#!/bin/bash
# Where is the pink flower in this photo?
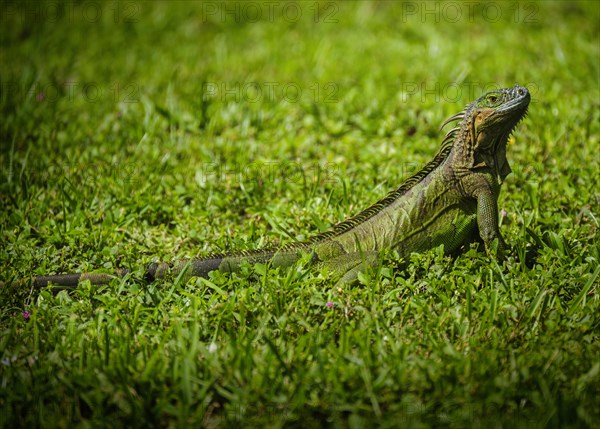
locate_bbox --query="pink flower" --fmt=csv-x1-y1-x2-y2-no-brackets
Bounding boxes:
326,301,334,308
22,311,30,320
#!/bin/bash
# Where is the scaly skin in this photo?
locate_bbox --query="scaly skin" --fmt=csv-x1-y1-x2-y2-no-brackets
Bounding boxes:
3,85,530,288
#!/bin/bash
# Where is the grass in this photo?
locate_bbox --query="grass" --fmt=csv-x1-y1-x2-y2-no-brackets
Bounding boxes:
1,1,599,427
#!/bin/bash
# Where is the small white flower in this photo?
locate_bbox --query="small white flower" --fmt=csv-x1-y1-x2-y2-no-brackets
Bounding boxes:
208,342,218,353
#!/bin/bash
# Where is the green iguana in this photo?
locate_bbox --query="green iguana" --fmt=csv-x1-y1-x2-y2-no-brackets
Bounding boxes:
3,85,530,288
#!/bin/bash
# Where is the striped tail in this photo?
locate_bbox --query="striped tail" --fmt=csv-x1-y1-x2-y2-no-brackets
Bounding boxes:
1,249,305,289
1,269,130,289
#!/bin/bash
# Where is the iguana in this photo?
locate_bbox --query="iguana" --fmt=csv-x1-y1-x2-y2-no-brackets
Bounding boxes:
2,85,530,289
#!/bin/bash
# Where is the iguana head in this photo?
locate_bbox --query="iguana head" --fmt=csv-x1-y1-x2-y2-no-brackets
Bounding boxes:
443,85,530,182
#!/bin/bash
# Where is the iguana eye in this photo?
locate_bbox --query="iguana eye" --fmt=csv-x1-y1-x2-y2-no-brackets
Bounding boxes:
487,95,498,104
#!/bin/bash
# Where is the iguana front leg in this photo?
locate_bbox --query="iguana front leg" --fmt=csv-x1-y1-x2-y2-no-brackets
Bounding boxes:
475,188,507,260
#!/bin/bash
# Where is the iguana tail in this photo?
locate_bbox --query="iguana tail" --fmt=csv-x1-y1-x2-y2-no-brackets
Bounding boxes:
0,270,130,289
1,248,306,289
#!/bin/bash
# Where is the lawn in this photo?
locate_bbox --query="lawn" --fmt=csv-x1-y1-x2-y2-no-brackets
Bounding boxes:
0,1,598,427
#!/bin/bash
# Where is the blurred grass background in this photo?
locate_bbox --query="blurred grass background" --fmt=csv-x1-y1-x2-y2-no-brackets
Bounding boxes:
1,1,598,427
